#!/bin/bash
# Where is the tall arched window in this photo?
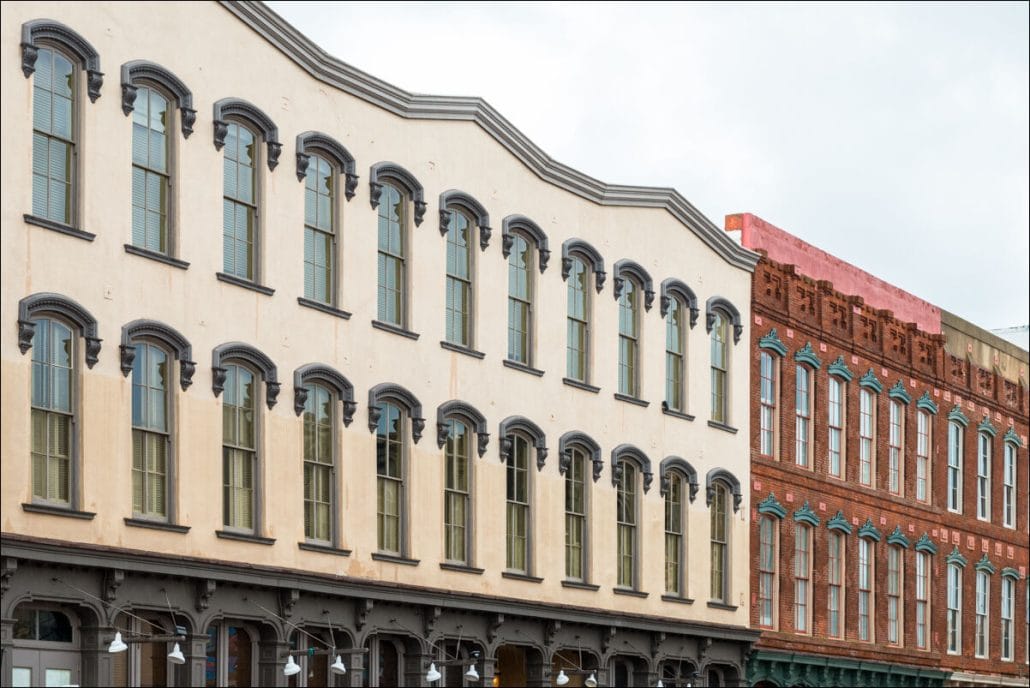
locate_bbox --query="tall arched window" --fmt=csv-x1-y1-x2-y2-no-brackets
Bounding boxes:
827,376,845,477
859,388,876,486
915,551,930,649
975,567,990,657
757,330,787,458
131,342,169,519
710,313,729,423
916,410,931,502
827,530,845,638
947,561,962,653
616,460,638,589
443,418,471,564
377,183,406,327
795,365,812,468
31,317,75,506
31,47,76,226
710,482,729,602
507,234,533,365
375,402,406,555
888,400,905,495
213,342,278,539
757,516,777,628
20,293,101,514
887,545,904,645
1001,573,1015,660
794,525,811,633
977,424,993,521
506,432,530,573
303,154,335,304
665,474,685,596
565,445,587,581
303,382,334,543
1002,435,1017,528
858,537,875,641
618,279,640,397
566,256,589,382
444,209,473,347
947,409,967,512
665,296,686,412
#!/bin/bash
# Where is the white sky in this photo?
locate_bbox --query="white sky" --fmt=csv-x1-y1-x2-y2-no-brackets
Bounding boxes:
267,1,1029,340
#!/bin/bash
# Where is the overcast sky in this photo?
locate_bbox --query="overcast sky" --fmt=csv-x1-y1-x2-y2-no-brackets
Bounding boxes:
267,1,1029,342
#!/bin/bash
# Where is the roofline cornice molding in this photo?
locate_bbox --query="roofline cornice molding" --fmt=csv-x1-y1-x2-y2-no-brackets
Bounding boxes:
219,1,760,272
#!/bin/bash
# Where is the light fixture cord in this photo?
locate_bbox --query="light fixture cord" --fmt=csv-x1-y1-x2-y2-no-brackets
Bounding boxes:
52,577,170,636
251,602,334,652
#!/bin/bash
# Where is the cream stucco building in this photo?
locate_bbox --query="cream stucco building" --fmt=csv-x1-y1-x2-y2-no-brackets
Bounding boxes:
0,2,759,686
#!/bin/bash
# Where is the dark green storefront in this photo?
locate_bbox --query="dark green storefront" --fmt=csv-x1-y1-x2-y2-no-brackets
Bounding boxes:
747,650,949,688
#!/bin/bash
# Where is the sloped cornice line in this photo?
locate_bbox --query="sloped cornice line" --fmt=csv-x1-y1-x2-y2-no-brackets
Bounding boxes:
219,1,760,272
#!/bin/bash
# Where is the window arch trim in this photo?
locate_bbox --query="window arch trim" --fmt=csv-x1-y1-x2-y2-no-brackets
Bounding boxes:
559,431,603,481
948,404,969,426
120,60,195,137
369,161,426,226
914,532,937,554
793,501,820,527
21,19,102,102
757,328,787,356
293,363,357,426
705,468,742,512
212,97,282,170
612,260,655,311
660,278,698,325
857,518,882,542
498,415,547,470
888,379,912,404
610,444,653,493
705,296,742,343
946,546,968,568
757,493,787,519
826,510,853,534
119,319,195,390
793,342,822,369
439,190,491,250
887,525,910,549
827,355,854,381
211,342,280,408
916,391,939,414
659,456,699,501
501,215,550,273
977,415,997,437
18,292,101,368
436,399,489,457
859,368,884,394
295,131,358,199
368,382,425,442
561,238,606,293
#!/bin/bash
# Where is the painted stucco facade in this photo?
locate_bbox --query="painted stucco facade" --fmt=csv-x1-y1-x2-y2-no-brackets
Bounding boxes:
0,2,759,686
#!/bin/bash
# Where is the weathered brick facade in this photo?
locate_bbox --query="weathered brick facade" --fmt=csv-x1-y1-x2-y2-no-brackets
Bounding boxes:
732,214,1030,687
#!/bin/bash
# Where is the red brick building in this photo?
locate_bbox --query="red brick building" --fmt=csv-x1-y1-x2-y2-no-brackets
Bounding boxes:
729,213,1029,688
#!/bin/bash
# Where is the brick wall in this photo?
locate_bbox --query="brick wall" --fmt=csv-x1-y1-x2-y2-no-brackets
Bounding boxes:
746,254,1029,680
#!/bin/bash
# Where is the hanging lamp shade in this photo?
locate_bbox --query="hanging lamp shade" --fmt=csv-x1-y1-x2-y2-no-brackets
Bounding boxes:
108,632,128,653
283,655,301,676
556,669,570,686
585,672,598,688
426,662,442,683
330,655,347,675
167,643,186,665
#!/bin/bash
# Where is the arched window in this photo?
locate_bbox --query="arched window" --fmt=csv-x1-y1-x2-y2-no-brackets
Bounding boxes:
826,358,851,479
371,162,425,333
499,415,546,576
794,524,812,634
975,566,990,657
559,431,600,584
369,383,423,560
214,98,280,290
440,190,490,351
661,456,696,598
19,293,100,515
888,399,907,496
1001,572,1015,660
757,516,777,628
502,216,548,371
302,382,334,543
615,459,639,589
437,400,487,567
706,296,741,425
827,530,845,638
915,551,930,649
1002,432,1019,528
22,20,102,234
858,535,876,642
916,410,932,502
213,342,278,540
121,61,193,260
887,545,904,645
757,329,786,458
947,407,968,513
664,295,686,413
710,482,729,602
613,260,653,401
562,239,604,386
947,558,963,653
859,370,882,487
977,420,995,521
792,344,820,470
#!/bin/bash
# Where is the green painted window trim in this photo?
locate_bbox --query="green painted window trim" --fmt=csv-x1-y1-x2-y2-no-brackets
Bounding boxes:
757,492,786,519
1003,426,1022,447
948,405,969,427
916,391,938,414
858,368,883,394
945,546,967,568
793,341,822,369
757,328,787,357
826,355,853,381
825,510,852,534
886,525,910,549
857,518,881,542
914,532,937,555
1001,566,1023,580
974,554,996,575
978,416,997,437
793,501,820,526
888,379,911,404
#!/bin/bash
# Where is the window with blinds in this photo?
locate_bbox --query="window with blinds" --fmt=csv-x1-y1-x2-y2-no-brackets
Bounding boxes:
30,318,74,504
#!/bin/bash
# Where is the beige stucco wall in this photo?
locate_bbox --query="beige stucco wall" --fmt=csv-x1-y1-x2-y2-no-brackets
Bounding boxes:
0,2,752,627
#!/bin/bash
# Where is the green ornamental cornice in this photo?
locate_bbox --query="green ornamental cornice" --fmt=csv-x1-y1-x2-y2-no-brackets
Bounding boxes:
888,379,911,404
793,341,822,369
757,493,787,519
946,546,968,568
827,355,854,381
826,510,852,534
975,554,996,575
948,405,969,427
758,328,787,357
886,526,910,549
916,391,939,415
857,518,881,542
978,416,997,437
859,368,883,394
914,532,937,555
793,501,820,527
1001,567,1023,580
1004,427,1023,447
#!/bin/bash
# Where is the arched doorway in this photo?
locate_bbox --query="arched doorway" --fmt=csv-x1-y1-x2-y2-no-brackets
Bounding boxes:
10,605,81,687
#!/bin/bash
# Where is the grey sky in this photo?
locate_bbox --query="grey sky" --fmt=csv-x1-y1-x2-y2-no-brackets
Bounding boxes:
267,1,1029,339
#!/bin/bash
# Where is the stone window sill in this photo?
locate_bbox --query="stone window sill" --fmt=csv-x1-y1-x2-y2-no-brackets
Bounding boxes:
371,552,420,566
22,503,95,519
502,571,543,583
661,594,695,605
124,244,190,269
563,378,600,393
371,320,420,340
215,530,275,545
707,600,738,611
613,587,649,598
298,297,351,319
561,580,601,591
662,404,694,421
124,517,190,533
707,420,738,434
216,272,275,295
24,214,95,241
440,562,485,575
503,359,544,377
440,341,485,359
298,542,352,556
614,393,649,408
